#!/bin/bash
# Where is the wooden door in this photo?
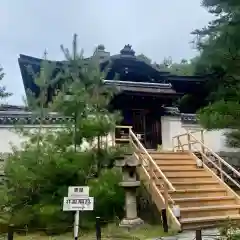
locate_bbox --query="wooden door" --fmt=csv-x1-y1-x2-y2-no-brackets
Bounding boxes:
131,110,145,134
121,109,145,137
145,112,161,149
121,109,161,149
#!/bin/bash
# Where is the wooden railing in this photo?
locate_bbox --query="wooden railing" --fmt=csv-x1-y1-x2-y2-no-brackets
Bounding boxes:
173,130,240,190
98,125,132,149
114,126,176,201
129,129,175,199
172,129,205,152
114,126,181,230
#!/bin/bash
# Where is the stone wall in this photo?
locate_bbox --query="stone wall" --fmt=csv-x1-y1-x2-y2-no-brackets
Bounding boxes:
216,152,240,191
218,152,240,168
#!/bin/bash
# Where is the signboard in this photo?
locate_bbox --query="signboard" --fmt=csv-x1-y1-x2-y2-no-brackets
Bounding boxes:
68,186,89,197
63,185,93,238
63,196,94,211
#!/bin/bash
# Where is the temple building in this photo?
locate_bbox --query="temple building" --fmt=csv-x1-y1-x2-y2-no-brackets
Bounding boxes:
0,45,239,230
0,45,232,152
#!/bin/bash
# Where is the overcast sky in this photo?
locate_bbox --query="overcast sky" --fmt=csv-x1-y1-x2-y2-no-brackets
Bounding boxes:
1,0,212,105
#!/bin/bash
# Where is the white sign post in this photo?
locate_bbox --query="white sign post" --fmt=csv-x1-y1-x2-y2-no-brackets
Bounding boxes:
63,186,94,240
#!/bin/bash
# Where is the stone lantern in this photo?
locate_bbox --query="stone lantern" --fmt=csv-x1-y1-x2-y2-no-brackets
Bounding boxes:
115,153,144,228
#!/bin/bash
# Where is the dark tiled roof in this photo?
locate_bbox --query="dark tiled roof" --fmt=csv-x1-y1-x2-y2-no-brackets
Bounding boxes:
163,106,180,115
0,108,72,125
0,104,198,126
181,113,198,124
18,45,207,101
0,104,28,111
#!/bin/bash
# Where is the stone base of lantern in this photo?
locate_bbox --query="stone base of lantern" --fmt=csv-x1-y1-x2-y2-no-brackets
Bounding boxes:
119,217,144,228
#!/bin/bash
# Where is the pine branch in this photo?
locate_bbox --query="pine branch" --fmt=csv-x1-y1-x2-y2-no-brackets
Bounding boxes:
0,66,12,100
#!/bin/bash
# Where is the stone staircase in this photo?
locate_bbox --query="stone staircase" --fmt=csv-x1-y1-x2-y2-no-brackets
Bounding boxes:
121,126,240,231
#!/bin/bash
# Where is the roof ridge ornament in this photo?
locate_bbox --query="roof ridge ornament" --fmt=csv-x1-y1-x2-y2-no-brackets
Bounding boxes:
97,44,105,51
120,44,135,56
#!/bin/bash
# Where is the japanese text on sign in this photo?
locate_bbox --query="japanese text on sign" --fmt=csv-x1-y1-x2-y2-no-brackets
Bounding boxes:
63,196,94,211
68,186,89,197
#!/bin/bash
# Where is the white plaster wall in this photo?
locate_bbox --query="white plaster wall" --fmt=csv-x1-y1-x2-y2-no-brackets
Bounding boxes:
161,116,236,152
0,126,59,153
0,119,236,154
0,127,27,153
0,126,114,153
161,116,182,150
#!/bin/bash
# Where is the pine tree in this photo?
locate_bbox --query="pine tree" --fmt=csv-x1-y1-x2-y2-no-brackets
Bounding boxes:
53,34,122,170
192,0,240,147
0,66,11,100
17,52,61,147
1,35,124,230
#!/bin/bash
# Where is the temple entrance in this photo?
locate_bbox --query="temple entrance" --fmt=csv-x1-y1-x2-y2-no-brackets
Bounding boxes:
122,109,162,149
144,111,161,149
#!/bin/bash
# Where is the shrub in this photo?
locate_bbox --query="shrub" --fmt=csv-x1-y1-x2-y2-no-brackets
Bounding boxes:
0,134,124,233
220,219,240,240
89,168,124,221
